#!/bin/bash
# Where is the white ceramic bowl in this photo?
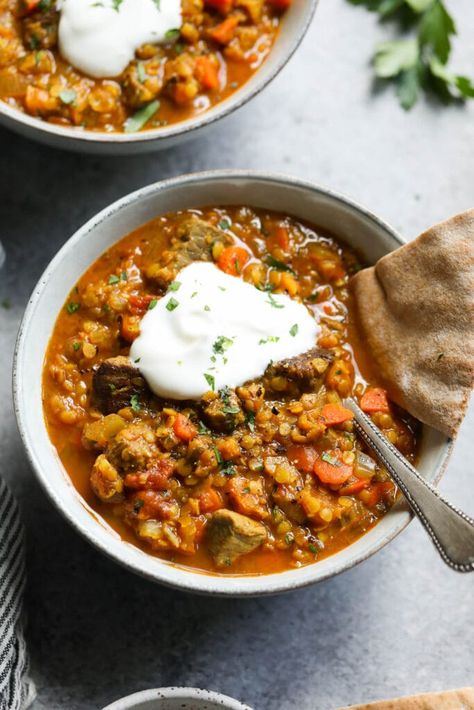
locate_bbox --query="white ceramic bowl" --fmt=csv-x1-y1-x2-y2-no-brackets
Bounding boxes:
102,687,253,710
0,1,317,155
14,171,452,595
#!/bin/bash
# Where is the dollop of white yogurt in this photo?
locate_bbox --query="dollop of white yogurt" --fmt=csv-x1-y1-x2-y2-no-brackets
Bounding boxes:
58,0,182,79
130,262,320,400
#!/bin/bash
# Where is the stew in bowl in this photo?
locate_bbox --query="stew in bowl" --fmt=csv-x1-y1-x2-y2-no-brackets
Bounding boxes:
15,173,450,594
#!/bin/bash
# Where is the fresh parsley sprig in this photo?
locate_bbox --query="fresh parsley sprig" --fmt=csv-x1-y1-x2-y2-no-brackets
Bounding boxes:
347,0,474,109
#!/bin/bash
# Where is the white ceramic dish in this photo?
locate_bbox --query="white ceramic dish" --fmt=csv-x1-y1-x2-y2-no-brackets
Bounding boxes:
14,171,452,596
102,687,253,710
0,1,317,155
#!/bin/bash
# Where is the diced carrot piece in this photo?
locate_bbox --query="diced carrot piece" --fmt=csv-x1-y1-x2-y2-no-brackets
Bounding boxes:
25,86,58,114
173,413,198,442
287,445,318,473
313,451,353,486
267,0,292,9
320,403,354,427
198,487,224,513
205,0,233,14
339,478,369,496
216,245,250,275
360,387,390,413
121,314,141,343
195,56,220,91
275,226,290,251
208,16,240,44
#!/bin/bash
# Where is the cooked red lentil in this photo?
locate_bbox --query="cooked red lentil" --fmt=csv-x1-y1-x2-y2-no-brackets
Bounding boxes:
0,0,288,132
43,207,420,575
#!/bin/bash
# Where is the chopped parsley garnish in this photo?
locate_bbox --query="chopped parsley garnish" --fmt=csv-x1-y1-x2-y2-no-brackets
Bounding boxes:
213,335,234,355
212,444,223,465
265,255,295,274
120,271,128,281
130,394,141,412
191,291,198,298
259,336,280,345
124,100,160,133
219,219,230,230
165,28,180,40
198,420,211,435
289,323,298,337
321,451,341,467
284,532,295,545
204,305,211,312
204,373,215,391
148,298,159,310
72,341,81,351
309,544,318,554
167,281,181,292
108,274,120,284
221,460,236,476
66,302,80,314
166,297,179,311
266,293,284,309
219,386,240,414
137,61,146,84
134,357,141,363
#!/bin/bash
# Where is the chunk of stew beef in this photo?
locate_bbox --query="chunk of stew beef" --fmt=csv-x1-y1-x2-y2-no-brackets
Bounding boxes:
93,356,148,414
206,509,267,567
145,216,233,289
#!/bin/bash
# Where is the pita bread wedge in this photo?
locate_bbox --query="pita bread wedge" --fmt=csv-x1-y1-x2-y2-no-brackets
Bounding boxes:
351,209,474,438
339,686,474,710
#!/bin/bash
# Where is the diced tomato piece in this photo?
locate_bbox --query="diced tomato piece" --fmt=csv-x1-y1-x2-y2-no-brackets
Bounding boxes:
287,445,318,473
208,16,240,44
320,403,354,427
19,0,42,15
133,490,177,519
195,56,220,91
275,226,290,251
360,387,390,413
339,478,369,496
198,487,224,513
205,0,233,14
216,245,250,275
313,451,353,486
120,314,141,343
173,413,197,442
124,460,174,491
128,293,156,315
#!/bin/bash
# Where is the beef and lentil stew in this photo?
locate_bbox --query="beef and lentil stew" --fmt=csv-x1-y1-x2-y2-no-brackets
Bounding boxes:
43,207,420,575
0,0,289,132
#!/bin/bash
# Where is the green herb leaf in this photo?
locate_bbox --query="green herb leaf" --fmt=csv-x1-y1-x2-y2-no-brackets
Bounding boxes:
289,323,298,337
108,274,120,284
221,460,236,476
149,298,159,310
204,373,215,391
66,302,80,314
73,341,81,351
198,420,211,435
167,280,181,292
321,451,341,467
219,219,230,230
124,100,160,133
213,335,234,355
130,394,141,412
265,255,295,274
165,28,180,40
266,293,284,309
374,39,419,78
396,63,421,109
212,444,223,464
418,0,454,64
166,297,179,311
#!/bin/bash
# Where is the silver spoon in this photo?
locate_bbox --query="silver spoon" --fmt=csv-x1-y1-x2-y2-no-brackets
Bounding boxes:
344,397,474,572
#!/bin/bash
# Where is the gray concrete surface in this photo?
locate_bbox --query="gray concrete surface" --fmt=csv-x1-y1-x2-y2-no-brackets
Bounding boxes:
1,0,473,708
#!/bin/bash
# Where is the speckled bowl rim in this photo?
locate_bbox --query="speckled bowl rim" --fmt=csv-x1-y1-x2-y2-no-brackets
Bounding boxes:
0,0,318,148
102,687,253,710
13,170,453,596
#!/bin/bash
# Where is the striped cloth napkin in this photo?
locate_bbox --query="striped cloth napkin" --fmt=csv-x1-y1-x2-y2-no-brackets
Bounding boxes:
0,478,35,710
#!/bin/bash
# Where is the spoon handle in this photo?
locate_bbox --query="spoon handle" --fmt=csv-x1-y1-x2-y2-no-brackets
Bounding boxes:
344,398,474,572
